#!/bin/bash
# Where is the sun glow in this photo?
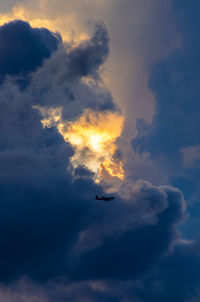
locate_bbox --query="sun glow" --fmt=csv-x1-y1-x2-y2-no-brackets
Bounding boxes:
35,106,125,182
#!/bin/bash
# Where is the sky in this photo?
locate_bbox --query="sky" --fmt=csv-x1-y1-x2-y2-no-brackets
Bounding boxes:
0,0,199,301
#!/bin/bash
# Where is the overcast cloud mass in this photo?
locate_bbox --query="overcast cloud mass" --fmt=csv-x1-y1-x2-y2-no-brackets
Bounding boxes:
0,1,199,301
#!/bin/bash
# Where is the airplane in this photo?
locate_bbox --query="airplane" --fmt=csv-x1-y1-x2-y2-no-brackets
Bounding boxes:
95,194,115,202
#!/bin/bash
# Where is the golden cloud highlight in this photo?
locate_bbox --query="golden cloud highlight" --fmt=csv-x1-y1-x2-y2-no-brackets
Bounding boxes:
34,106,125,183
0,3,89,44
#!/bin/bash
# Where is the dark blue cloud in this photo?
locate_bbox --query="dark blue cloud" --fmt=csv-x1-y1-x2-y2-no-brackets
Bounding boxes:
0,178,100,282
0,16,193,302
66,22,109,78
132,242,200,302
69,185,186,281
132,0,200,229
130,2,200,301
0,181,186,284
132,0,200,171
0,81,186,284
0,20,61,81
0,20,113,283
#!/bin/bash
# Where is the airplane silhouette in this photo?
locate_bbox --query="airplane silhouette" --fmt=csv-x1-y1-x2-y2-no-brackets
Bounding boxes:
95,194,115,202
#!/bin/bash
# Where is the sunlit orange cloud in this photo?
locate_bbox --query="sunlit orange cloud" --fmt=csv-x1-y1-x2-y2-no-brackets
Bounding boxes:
0,3,89,44
34,106,125,183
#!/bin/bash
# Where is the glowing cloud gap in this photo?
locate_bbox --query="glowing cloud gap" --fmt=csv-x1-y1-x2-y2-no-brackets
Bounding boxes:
34,106,125,182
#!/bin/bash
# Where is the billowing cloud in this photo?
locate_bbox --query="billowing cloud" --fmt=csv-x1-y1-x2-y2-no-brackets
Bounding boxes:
0,20,61,83
131,0,200,242
0,0,199,300
0,14,188,292
132,0,200,173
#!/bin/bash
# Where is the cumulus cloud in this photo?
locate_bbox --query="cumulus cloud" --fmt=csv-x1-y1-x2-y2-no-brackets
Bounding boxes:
131,0,200,244
132,0,200,174
66,22,109,78
125,2,200,300
0,20,61,84
0,15,191,302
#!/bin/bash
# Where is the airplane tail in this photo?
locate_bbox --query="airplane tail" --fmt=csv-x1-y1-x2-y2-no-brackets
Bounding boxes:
95,194,101,200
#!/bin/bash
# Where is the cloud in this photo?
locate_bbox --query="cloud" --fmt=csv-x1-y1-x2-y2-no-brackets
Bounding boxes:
0,173,187,283
0,0,182,189
0,20,61,83
34,105,124,183
0,0,179,127
66,22,109,78
181,145,200,168
131,0,200,247
124,3,200,300
70,183,186,281
0,15,192,302
132,242,200,302
132,0,200,174
0,55,187,283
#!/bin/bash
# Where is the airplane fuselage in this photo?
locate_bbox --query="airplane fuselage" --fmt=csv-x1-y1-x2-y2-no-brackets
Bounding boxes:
95,195,115,202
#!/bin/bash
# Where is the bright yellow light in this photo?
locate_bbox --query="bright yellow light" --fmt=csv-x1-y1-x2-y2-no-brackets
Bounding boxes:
90,134,103,151
35,106,125,183
99,160,125,181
